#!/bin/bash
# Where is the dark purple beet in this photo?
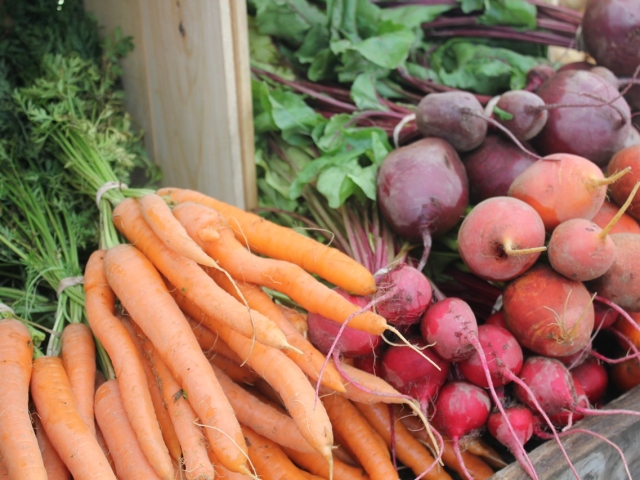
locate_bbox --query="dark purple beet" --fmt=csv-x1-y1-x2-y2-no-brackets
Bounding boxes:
415,91,488,152
533,70,631,166
462,135,537,203
495,90,548,141
524,64,556,93
377,137,469,268
582,0,640,77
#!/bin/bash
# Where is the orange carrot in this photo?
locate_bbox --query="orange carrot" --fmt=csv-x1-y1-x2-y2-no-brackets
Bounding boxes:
172,201,386,334
355,402,452,480
460,438,507,470
400,414,495,480
276,303,309,337
158,187,376,296
242,425,310,480
206,268,344,392
132,321,216,480
211,363,316,454
338,363,413,405
321,393,397,480
96,424,116,474
61,322,96,436
95,379,163,479
208,450,252,479
84,250,175,479
30,356,115,479
0,318,47,480
139,192,218,268
283,447,370,480
188,316,245,361
103,243,250,475
170,286,334,466
209,353,260,385
113,197,291,350
34,413,71,480
0,459,8,479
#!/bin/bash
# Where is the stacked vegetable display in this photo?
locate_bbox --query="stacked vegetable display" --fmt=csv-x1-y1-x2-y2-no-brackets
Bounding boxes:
2,0,640,479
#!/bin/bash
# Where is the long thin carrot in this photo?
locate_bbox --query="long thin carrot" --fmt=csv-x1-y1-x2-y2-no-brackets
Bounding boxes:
320,393,398,480
399,413,495,480
0,318,47,480
139,192,218,268
61,322,96,436
188,316,246,361
103,243,251,476
0,459,8,479
158,188,377,296
172,201,386,334
460,437,508,470
242,425,310,480
119,313,183,463
355,402,452,480
206,268,345,392
30,356,116,479
276,303,309,337
112,197,291,350
94,379,163,479
211,363,317,454
209,353,260,385
208,450,252,480
34,413,71,480
96,424,116,474
132,321,216,480
283,447,370,480
84,250,176,479
170,285,334,466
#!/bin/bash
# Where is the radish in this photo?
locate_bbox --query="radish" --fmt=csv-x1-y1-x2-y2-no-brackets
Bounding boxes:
531,70,631,166
380,338,449,413
591,200,640,236
352,354,383,377
487,406,536,478
494,90,548,141
462,135,537,203
571,359,609,406
307,288,382,357
502,264,595,358
457,196,546,282
431,381,492,480
457,325,523,389
415,91,487,152
589,234,640,311
377,137,469,270
374,263,432,327
607,145,640,221
484,311,508,329
593,301,620,331
508,153,630,231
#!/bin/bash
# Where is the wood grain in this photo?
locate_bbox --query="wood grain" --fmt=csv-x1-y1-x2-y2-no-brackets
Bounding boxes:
490,385,640,479
83,0,255,209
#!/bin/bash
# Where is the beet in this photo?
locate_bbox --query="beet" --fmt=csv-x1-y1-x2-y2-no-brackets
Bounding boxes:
377,138,469,269
533,70,631,166
495,90,548,141
582,0,640,77
462,135,537,203
374,263,432,327
607,145,640,221
571,359,609,405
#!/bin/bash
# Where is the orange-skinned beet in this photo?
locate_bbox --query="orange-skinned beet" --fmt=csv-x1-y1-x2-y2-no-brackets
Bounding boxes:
503,265,594,357
607,145,640,221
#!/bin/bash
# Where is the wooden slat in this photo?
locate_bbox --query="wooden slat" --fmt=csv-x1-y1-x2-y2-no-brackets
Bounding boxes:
490,385,640,479
83,0,255,210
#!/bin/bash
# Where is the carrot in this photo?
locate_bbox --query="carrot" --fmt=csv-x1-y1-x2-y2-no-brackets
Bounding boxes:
170,285,334,466
113,197,291,351
209,353,260,385
171,201,386,334
320,392,397,480
34,414,71,480
139,192,218,268
399,411,495,480
276,303,309,337
188,316,245,361
211,363,317,454
282,447,370,480
460,437,508,470
30,356,116,479
157,187,377,296
96,424,117,474
355,402,452,480
208,450,252,480
0,459,8,480
0,318,47,480
61,322,96,436
132,321,216,480
119,314,183,463
242,425,309,480
94,379,163,479
338,362,414,406
206,268,345,392
84,250,176,478
103,243,251,475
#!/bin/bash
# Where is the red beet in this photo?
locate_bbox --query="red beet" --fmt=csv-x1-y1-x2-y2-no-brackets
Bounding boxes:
374,264,432,327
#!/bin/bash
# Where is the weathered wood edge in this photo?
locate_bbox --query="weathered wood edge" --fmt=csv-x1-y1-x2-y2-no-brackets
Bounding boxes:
489,385,640,480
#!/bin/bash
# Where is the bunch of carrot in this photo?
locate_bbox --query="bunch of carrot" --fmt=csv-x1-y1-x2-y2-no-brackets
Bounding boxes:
0,187,501,480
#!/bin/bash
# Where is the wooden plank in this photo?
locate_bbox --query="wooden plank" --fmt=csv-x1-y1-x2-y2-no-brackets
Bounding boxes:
83,0,255,210
490,385,640,479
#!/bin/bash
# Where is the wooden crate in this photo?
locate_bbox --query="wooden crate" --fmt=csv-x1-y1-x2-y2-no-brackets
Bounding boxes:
83,0,256,210
489,385,640,479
